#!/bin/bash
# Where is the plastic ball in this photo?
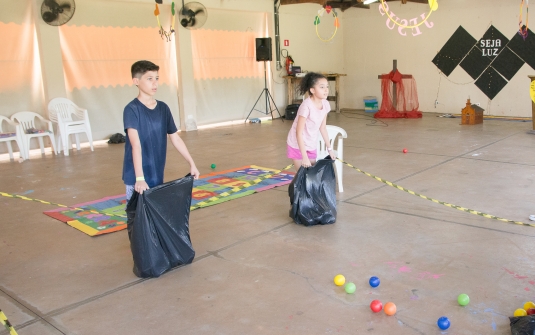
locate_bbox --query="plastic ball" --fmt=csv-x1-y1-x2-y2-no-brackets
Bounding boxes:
345,282,356,294
524,301,535,311
333,274,345,286
527,308,535,315
369,276,380,288
437,316,450,330
514,308,528,317
457,293,470,306
402,148,408,153
370,300,382,313
384,302,396,316
210,164,216,169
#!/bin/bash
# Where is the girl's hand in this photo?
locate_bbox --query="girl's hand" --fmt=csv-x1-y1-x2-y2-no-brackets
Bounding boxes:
328,149,336,160
302,157,312,168
135,180,149,194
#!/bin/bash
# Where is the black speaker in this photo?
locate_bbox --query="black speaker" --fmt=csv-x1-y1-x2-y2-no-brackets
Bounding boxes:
284,104,300,120
256,37,272,62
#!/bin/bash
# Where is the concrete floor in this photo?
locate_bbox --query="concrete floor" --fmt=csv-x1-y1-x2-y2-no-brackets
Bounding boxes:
2,112,535,334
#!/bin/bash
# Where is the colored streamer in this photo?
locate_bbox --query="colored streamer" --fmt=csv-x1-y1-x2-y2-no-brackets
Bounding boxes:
519,0,529,39
153,1,176,42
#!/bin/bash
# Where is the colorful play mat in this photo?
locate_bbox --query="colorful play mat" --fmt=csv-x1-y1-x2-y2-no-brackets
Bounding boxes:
44,165,294,236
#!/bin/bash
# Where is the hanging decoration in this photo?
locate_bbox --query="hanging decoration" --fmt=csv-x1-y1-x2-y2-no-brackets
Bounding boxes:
314,5,339,42
154,1,176,41
379,0,437,36
519,0,529,40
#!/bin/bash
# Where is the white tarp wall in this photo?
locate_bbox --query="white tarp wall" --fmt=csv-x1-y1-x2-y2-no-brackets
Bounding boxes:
59,0,180,139
0,0,44,117
191,9,269,125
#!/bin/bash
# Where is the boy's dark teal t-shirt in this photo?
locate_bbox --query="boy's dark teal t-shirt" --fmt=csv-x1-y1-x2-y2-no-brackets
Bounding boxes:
122,99,178,187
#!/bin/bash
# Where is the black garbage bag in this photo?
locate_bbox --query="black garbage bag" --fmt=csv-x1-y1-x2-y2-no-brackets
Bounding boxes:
125,175,195,278
289,157,337,226
510,315,535,334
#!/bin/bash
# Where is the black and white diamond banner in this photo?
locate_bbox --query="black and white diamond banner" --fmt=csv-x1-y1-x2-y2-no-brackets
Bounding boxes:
432,25,535,100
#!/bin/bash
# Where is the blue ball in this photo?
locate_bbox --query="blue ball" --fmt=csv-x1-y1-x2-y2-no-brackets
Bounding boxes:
369,276,380,288
437,316,450,330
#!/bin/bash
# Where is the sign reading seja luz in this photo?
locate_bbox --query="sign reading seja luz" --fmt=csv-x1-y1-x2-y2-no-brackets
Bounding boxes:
480,39,503,56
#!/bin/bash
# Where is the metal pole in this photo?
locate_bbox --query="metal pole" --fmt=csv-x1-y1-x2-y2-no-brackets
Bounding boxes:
274,0,282,71
264,61,269,116
393,59,397,108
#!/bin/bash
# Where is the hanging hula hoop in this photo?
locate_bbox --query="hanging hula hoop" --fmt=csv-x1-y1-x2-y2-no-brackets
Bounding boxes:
519,0,529,39
315,7,339,42
380,0,437,29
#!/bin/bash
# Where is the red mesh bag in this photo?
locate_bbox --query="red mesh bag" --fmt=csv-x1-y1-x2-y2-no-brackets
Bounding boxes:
374,69,422,119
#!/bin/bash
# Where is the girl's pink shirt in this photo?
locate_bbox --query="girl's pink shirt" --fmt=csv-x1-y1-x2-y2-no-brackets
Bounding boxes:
287,97,330,151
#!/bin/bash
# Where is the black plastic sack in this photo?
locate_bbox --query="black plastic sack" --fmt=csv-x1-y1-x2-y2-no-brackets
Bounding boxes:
125,175,195,278
289,157,337,226
510,315,535,334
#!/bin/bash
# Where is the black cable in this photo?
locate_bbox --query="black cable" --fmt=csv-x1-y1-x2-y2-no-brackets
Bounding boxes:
270,65,286,85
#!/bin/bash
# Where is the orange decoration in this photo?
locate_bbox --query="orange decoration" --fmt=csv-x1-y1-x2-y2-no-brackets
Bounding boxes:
154,4,160,16
334,17,340,27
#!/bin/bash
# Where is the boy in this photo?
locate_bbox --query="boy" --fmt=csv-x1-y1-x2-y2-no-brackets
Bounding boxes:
123,60,199,237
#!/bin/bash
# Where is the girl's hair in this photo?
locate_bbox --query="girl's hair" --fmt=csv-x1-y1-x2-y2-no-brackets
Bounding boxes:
298,72,327,96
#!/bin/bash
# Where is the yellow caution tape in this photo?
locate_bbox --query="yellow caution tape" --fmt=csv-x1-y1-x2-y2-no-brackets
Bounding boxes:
0,192,127,218
0,310,19,335
338,158,535,228
0,164,295,215
190,164,294,210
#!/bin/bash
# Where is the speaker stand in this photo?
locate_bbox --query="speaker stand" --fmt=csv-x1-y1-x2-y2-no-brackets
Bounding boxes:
245,61,283,123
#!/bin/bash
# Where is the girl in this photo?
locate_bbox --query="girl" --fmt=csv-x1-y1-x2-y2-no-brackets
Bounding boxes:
287,72,336,171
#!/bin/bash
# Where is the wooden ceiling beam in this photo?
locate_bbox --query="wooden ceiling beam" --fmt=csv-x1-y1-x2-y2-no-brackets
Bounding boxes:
280,0,428,8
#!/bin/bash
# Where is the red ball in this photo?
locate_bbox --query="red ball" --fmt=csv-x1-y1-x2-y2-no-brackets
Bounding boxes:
403,149,408,153
528,308,535,315
370,300,383,313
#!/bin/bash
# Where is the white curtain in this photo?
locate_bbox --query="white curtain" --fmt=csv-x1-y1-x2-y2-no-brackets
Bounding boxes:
58,0,180,139
191,9,269,125
0,0,43,117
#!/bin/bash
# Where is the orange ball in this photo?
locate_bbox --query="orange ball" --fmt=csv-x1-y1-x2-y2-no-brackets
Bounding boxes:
384,302,396,316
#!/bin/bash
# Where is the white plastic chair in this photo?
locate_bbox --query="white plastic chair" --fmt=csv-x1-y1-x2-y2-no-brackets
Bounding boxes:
0,116,26,160
11,112,57,159
48,98,94,156
317,125,347,192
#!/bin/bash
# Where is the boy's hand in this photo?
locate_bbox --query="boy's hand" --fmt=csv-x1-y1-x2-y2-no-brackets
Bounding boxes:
190,165,200,179
135,180,149,194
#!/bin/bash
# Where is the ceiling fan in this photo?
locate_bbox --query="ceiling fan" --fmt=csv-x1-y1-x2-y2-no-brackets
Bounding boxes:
179,0,208,29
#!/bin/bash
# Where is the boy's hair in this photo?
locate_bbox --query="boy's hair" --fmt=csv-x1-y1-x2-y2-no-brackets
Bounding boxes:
131,60,159,79
298,72,327,96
